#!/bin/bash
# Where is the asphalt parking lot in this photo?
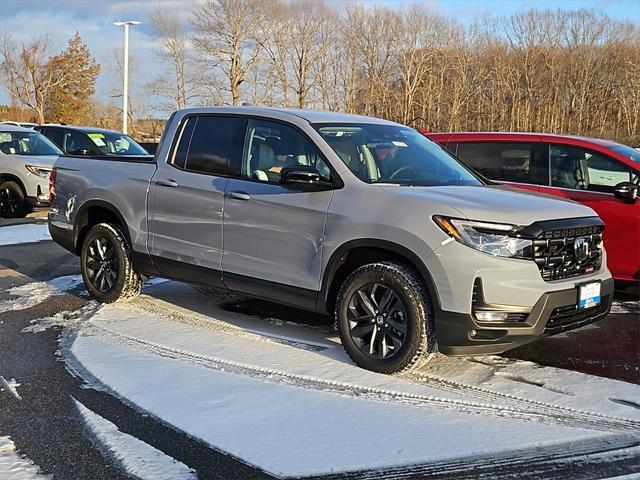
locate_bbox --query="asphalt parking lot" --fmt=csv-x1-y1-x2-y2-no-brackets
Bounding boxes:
0,216,639,479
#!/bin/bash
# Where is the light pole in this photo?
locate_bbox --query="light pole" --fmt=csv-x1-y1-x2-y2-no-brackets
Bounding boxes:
113,20,141,135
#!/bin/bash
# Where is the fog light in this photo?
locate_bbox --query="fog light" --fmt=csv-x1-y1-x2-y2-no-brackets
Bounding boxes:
469,329,477,337
475,311,510,322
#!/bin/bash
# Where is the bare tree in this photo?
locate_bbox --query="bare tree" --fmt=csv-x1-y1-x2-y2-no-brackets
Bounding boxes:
192,0,269,105
150,6,193,111
0,33,66,124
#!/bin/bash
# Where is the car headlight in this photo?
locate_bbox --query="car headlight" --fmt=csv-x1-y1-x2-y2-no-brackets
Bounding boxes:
25,165,52,178
433,215,532,258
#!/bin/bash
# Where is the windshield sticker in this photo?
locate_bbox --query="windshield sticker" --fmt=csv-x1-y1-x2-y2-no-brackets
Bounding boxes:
88,133,106,147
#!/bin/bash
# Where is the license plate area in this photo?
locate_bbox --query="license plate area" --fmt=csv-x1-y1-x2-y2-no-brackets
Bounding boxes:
577,281,601,310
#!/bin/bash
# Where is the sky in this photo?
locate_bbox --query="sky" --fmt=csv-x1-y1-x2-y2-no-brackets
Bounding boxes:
0,0,639,118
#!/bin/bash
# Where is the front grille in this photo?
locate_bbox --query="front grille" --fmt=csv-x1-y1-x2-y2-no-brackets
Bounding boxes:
543,296,610,335
531,224,604,281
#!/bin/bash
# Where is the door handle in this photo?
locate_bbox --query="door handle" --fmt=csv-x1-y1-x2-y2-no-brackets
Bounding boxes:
224,191,251,201
156,179,179,187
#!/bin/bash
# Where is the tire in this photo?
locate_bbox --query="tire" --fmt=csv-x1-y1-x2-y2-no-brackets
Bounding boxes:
335,261,435,374
0,181,27,218
80,223,143,303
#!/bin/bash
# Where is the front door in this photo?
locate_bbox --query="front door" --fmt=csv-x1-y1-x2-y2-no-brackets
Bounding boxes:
148,114,248,285
221,118,335,309
541,144,640,281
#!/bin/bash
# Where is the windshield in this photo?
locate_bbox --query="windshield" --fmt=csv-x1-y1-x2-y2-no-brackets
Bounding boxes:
608,144,640,165
314,123,481,186
86,132,148,155
0,131,61,156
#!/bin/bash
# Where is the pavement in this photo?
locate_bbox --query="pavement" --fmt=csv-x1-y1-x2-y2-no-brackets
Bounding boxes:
0,216,638,479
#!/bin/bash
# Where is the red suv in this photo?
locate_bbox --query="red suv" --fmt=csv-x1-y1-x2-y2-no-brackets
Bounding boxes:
426,132,639,285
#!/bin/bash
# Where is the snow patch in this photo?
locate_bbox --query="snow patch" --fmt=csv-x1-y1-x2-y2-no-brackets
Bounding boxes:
22,302,99,333
0,223,50,246
0,437,50,479
73,399,196,480
0,376,22,400
0,275,83,313
611,300,639,314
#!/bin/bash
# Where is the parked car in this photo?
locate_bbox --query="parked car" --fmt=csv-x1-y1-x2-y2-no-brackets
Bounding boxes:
35,124,149,156
425,133,639,286
48,107,613,373
0,124,61,217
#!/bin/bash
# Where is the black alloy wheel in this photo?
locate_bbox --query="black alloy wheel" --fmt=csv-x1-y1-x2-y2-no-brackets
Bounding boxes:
347,283,407,359
85,236,118,293
335,261,435,374
0,181,26,218
80,223,143,303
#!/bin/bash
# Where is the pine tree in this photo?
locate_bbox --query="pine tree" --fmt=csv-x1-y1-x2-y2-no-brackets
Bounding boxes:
45,33,100,125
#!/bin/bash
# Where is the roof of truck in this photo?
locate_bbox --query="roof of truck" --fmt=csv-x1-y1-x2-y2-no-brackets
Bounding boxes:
179,106,403,126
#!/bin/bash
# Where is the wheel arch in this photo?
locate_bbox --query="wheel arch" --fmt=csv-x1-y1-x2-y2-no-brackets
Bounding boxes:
0,173,27,196
73,200,131,254
318,239,441,315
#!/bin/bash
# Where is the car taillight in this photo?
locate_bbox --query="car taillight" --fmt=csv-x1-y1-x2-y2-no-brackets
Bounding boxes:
49,167,57,203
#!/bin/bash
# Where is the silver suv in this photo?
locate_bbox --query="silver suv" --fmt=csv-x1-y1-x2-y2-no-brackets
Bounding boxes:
48,107,613,373
0,124,60,217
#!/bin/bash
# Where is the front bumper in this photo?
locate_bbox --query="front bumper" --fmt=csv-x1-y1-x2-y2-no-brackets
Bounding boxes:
436,278,614,356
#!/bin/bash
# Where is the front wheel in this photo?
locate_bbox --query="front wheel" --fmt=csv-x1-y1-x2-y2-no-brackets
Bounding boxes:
80,223,143,303
335,261,435,374
0,181,27,218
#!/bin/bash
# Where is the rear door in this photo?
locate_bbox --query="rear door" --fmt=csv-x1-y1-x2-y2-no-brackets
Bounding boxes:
542,144,640,281
147,114,248,286
453,141,547,193
221,118,335,308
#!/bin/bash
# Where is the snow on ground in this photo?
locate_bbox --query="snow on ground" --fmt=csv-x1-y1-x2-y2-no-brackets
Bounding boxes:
55,280,640,478
0,437,50,479
0,376,22,400
0,275,83,314
0,224,50,246
611,300,640,314
73,399,196,480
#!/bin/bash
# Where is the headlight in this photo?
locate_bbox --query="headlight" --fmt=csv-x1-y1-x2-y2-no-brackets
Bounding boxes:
25,165,52,178
433,215,532,258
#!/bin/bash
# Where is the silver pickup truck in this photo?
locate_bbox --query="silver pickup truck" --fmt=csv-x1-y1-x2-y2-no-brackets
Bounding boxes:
48,106,613,373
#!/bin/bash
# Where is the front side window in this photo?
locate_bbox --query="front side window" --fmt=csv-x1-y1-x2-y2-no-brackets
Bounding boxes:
314,123,480,186
64,131,95,155
550,145,637,193
244,119,331,184
181,116,247,176
455,142,547,185
0,131,62,156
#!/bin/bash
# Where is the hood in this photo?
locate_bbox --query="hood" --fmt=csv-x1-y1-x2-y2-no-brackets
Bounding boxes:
380,184,597,226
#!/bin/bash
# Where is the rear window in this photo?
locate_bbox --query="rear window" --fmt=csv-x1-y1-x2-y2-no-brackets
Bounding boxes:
173,115,247,177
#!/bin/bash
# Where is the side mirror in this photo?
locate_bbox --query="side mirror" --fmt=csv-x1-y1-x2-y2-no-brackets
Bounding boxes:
614,182,638,204
280,165,332,191
72,148,90,156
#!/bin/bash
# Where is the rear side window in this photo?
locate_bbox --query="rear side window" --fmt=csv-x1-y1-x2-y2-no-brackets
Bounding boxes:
456,142,547,184
182,116,247,176
42,128,65,150
172,117,196,169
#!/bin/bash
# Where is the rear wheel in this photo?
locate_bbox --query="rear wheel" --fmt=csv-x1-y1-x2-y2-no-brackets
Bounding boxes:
0,181,26,218
335,261,435,373
80,223,142,303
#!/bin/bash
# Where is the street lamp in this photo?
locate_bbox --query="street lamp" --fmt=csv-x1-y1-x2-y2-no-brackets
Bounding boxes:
113,20,141,135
